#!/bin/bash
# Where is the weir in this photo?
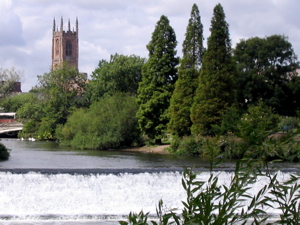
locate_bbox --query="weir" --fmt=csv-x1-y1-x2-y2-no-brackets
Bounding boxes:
0,171,292,224
0,139,298,224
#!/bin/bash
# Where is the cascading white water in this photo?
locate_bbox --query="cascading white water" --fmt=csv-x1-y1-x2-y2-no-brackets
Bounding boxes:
0,172,184,223
0,171,294,224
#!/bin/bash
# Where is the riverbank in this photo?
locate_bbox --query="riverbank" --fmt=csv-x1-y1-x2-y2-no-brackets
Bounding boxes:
121,144,170,154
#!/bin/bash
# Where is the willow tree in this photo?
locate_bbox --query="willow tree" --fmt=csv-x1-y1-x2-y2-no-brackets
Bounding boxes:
136,15,178,144
191,3,236,135
168,3,204,137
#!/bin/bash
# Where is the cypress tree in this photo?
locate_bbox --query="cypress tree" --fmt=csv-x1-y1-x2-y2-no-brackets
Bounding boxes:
191,3,236,135
168,3,204,137
136,15,178,144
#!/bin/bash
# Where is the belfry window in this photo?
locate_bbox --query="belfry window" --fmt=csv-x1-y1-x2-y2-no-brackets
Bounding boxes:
66,40,72,56
55,39,59,56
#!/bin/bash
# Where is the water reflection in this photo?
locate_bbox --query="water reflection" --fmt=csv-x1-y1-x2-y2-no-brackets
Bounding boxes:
1,138,299,173
0,138,209,170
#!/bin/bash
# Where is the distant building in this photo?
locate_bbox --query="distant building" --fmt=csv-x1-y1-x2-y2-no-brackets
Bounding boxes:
12,81,21,93
52,17,79,71
0,81,22,94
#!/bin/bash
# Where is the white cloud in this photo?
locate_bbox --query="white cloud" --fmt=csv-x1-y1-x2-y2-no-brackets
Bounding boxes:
0,0,298,92
0,0,24,46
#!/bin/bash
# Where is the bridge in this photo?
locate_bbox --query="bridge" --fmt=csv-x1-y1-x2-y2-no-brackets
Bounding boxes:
0,113,23,136
0,122,23,136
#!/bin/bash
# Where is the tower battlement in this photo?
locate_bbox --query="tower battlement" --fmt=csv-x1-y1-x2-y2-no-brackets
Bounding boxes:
52,17,78,71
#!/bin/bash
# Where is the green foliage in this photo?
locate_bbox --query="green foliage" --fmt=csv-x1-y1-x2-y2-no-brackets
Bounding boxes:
16,92,44,122
0,142,10,160
266,173,300,224
220,135,247,159
191,3,236,136
18,120,39,139
16,92,45,139
136,15,179,144
35,117,56,140
87,54,146,103
58,93,141,149
18,63,87,139
234,35,299,116
121,153,300,225
180,163,270,224
0,92,33,112
168,4,204,137
168,135,204,156
278,116,299,132
37,63,87,124
237,101,280,145
120,200,179,225
212,105,241,135
283,140,300,162
119,211,151,225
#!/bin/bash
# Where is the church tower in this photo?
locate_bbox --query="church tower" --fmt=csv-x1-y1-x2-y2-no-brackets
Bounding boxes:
52,17,78,71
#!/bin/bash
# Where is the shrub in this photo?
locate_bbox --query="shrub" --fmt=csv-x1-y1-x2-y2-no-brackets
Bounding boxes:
212,105,241,135
0,142,10,160
18,120,39,139
168,136,204,156
237,101,280,145
218,135,247,159
58,93,141,149
278,116,299,132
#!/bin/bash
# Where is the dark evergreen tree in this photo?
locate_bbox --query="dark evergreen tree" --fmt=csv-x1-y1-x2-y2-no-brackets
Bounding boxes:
136,15,179,144
234,35,299,116
191,3,236,135
168,3,204,137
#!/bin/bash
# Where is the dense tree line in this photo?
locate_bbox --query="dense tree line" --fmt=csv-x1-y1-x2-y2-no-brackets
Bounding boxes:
1,3,299,154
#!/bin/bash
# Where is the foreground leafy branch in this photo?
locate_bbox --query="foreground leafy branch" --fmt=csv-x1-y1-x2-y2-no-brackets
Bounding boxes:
120,158,300,225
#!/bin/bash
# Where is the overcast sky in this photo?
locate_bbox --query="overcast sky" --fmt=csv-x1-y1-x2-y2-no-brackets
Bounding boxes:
1,0,299,92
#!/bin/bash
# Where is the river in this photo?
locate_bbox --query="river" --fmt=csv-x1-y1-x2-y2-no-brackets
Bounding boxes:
0,138,299,224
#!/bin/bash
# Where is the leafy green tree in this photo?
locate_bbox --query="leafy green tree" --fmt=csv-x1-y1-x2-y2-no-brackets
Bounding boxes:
212,105,241,135
191,3,236,135
168,3,204,137
87,53,146,103
136,15,179,144
19,63,87,139
237,101,280,145
58,93,140,149
38,63,86,120
234,35,299,115
0,92,32,112
0,67,22,100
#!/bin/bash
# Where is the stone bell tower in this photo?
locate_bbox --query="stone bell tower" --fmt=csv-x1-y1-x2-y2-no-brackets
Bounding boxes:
52,17,78,71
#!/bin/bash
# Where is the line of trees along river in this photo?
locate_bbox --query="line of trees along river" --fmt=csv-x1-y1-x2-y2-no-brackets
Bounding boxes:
1,3,300,224
0,3,299,161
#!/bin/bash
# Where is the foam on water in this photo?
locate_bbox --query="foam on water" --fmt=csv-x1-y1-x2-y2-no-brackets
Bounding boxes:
0,172,184,220
0,171,295,223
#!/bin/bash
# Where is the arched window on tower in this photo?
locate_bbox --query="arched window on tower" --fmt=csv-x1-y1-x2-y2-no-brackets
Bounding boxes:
55,39,59,56
66,40,72,56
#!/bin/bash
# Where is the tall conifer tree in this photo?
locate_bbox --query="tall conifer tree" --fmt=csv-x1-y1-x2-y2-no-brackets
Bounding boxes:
168,4,204,137
136,15,178,144
191,3,236,135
